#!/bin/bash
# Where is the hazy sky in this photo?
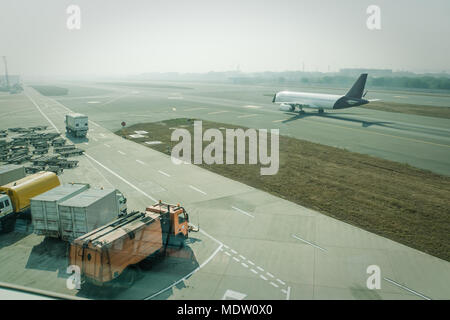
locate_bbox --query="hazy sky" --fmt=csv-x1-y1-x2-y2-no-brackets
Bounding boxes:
1,0,449,76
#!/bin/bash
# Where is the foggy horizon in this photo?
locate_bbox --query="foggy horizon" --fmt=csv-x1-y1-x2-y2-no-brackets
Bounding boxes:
1,0,449,77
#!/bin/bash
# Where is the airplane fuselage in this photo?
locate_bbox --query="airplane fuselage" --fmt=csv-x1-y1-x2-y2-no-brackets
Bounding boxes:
273,91,369,110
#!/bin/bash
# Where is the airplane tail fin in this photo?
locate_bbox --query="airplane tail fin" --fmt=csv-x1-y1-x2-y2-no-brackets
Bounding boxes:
346,73,368,99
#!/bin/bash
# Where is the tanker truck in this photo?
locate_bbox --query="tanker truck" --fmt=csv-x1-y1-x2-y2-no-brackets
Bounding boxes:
0,171,60,232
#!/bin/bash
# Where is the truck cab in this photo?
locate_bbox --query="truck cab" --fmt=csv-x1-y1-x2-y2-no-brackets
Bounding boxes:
146,202,191,241
172,206,189,238
116,191,127,217
0,193,13,219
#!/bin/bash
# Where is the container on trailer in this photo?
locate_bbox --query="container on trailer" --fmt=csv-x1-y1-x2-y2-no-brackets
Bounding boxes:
0,165,26,186
31,183,90,238
58,188,121,241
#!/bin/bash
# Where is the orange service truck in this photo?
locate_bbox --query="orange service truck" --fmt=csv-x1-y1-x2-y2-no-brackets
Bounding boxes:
0,171,60,232
68,201,196,287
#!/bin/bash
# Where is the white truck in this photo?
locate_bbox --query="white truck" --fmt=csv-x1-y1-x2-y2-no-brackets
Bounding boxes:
31,185,127,241
65,113,88,138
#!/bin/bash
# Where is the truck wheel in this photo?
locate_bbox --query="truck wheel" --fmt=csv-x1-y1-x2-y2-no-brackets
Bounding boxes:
177,234,188,249
1,217,16,233
121,267,136,287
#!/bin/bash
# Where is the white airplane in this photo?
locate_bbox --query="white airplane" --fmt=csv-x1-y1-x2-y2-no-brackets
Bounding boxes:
272,73,377,113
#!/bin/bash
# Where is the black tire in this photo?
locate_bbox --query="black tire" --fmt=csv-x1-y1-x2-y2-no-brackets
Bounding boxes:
120,267,137,287
178,233,188,249
1,217,16,233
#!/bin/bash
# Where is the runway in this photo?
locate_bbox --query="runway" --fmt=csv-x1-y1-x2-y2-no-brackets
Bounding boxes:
49,81,450,176
0,85,449,300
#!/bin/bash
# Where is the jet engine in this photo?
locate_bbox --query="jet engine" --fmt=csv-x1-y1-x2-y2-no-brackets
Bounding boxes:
279,103,295,112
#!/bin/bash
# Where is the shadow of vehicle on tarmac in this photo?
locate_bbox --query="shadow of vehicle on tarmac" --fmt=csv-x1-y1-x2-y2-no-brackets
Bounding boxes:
76,244,200,300
349,284,382,300
25,236,69,277
64,133,89,145
0,217,33,249
281,111,394,128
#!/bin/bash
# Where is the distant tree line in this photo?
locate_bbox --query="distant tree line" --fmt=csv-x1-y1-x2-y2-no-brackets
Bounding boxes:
368,76,450,90
284,75,450,90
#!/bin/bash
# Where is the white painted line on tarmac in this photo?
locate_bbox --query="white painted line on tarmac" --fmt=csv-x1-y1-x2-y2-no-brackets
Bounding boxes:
104,144,110,148
225,252,231,257
184,107,207,112
199,244,224,268
198,228,223,246
241,263,248,268
260,275,268,281
208,111,228,115
273,119,285,123
84,142,89,145
383,278,431,300
82,156,115,188
118,150,126,155
92,137,98,142
158,170,171,177
136,160,145,165
286,286,291,300
270,282,279,288
25,93,60,134
223,245,229,249
84,154,157,202
239,255,246,260
230,249,237,254
29,89,228,300
244,105,262,109
231,206,254,218
189,185,207,195
266,272,274,278
247,260,255,266
257,266,264,272
233,257,240,263
292,234,327,252
145,244,223,300
276,279,286,286
250,269,258,275
237,114,257,118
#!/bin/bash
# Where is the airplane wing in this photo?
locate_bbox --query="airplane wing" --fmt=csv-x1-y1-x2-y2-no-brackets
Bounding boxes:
273,93,319,108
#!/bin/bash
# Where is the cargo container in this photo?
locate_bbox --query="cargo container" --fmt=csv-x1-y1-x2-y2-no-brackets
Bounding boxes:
58,188,126,241
65,113,88,138
69,202,194,286
0,164,26,185
31,183,90,238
